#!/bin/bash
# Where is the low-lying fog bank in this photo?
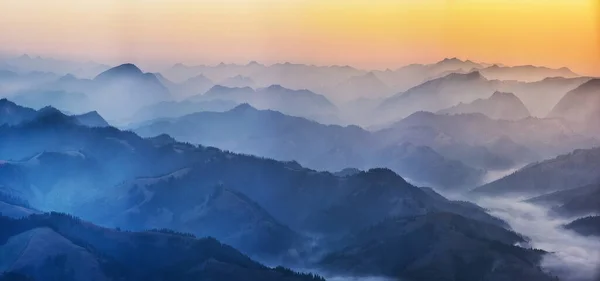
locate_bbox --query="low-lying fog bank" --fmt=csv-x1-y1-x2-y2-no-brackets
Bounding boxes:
475,197,600,281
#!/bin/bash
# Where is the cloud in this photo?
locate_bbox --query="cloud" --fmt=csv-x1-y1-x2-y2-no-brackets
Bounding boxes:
475,197,600,281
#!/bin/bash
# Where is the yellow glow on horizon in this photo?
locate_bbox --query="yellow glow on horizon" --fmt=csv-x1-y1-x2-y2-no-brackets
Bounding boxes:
0,0,598,75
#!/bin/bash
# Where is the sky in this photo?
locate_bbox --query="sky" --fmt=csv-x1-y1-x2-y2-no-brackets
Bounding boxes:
0,0,599,75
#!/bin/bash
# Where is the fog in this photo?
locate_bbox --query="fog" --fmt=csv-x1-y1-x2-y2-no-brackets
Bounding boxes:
475,197,600,281
481,166,522,184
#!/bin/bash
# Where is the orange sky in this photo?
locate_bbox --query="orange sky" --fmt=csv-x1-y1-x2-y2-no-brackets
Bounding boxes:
0,0,599,75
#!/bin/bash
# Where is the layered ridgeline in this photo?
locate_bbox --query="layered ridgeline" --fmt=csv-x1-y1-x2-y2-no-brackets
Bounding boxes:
437,91,530,121
354,69,587,126
319,213,553,281
473,147,600,197
564,216,600,237
548,79,600,136
0,64,170,120
188,85,339,124
154,73,214,99
0,213,325,281
375,71,495,124
527,184,600,218
376,111,596,170
0,54,110,78
134,104,484,190
1,59,588,128
0,102,557,280
0,99,109,127
160,58,576,96
135,104,599,188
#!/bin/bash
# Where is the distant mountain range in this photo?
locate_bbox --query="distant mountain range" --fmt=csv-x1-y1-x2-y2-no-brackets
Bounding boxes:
0,104,522,261
189,85,339,124
134,104,484,189
527,184,600,218
479,64,579,82
155,73,214,99
548,79,600,137
564,216,600,237
437,91,530,120
0,82,577,281
376,111,596,171
0,54,110,78
1,56,592,127
376,71,494,123
473,147,600,197
0,98,109,127
128,99,238,125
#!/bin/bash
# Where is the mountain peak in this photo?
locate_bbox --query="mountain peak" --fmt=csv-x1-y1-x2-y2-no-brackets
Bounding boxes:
438,57,463,64
266,84,286,91
490,91,518,100
73,111,110,127
0,98,17,107
360,168,409,185
95,63,143,80
208,85,235,92
185,74,211,83
172,62,187,68
575,78,600,92
230,103,257,112
362,71,379,79
36,106,63,116
464,70,483,79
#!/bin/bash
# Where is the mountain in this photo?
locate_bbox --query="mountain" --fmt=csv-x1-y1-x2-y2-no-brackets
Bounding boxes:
164,61,268,83
0,193,38,219
245,63,364,96
497,77,590,117
0,102,552,280
94,181,307,259
72,111,110,127
0,99,109,128
0,108,502,233
219,75,257,88
473,147,600,197
323,72,394,102
564,216,600,237
372,58,485,93
437,91,530,120
190,85,339,124
167,74,215,99
10,89,92,114
134,105,484,189
0,149,108,213
375,71,495,123
2,63,169,121
527,184,600,217
91,64,171,119
479,64,579,82
375,111,588,171
127,99,238,125
0,99,37,125
0,213,325,281
0,71,61,97
319,212,554,281
548,79,600,129
1,55,110,78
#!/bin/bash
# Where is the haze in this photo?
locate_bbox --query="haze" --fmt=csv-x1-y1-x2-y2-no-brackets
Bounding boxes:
1,0,599,75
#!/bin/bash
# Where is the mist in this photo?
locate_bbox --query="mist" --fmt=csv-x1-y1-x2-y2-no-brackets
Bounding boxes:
475,197,600,281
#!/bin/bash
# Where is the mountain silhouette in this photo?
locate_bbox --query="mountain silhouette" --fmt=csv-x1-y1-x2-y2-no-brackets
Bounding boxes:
437,91,530,120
